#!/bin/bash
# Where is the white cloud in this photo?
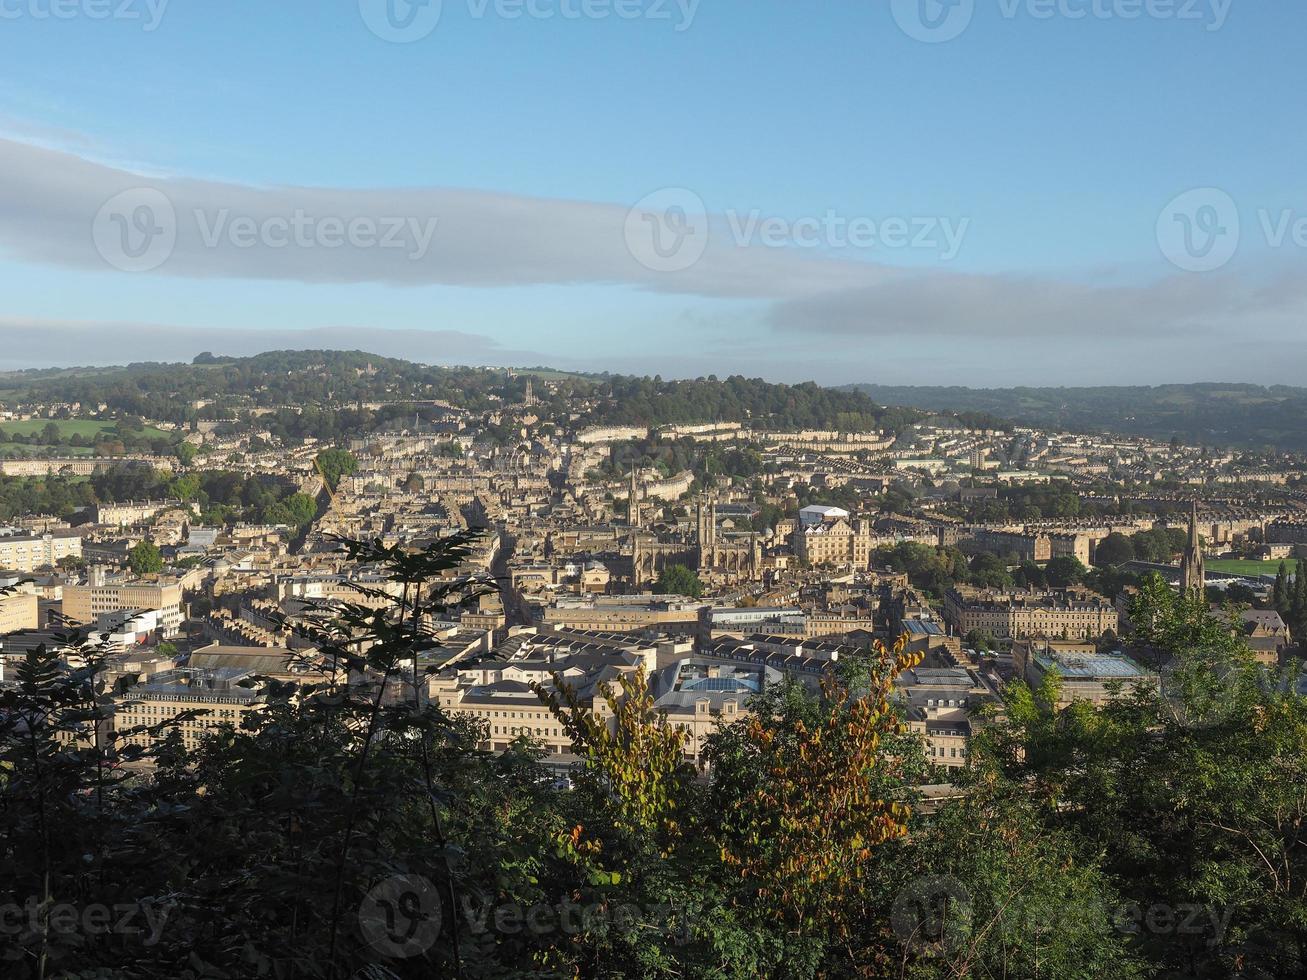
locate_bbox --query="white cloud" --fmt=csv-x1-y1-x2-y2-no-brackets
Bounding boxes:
3,136,1307,384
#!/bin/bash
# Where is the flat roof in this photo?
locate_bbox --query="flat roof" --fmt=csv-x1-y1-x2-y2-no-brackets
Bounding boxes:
1035,653,1150,679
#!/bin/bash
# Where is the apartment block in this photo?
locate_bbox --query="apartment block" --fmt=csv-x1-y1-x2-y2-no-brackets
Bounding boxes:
0,529,82,572
62,573,186,636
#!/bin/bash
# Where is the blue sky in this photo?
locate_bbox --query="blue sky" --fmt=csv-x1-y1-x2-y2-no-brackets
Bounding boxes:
0,0,1304,384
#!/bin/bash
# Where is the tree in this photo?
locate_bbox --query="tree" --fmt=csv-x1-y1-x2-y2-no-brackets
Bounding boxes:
1225,581,1258,605
41,421,62,445
175,441,197,466
1014,560,1047,589
655,563,704,599
874,775,1148,979
706,640,924,965
1045,555,1088,588
1274,561,1290,613
971,577,1307,979
1094,531,1135,566
265,492,318,530
314,448,358,492
127,539,163,575
536,666,689,848
969,553,1014,590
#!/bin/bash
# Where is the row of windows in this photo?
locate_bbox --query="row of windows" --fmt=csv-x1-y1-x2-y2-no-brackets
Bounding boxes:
493,725,562,738
929,745,967,758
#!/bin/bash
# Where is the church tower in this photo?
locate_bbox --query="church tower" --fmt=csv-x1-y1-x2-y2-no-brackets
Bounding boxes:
696,491,717,571
1180,500,1205,595
628,468,642,528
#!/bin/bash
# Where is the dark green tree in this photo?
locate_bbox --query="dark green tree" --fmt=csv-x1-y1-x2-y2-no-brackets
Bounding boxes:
127,539,163,575
655,563,704,599
1094,531,1135,566
1045,555,1088,588
314,448,358,491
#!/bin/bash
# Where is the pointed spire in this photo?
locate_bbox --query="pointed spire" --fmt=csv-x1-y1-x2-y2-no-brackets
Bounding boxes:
1181,499,1205,595
628,468,641,528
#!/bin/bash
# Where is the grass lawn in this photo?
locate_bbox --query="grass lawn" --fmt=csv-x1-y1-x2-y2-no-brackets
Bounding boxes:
0,419,170,441
1206,559,1294,578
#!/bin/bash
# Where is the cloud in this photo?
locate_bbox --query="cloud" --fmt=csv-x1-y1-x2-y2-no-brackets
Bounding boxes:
0,318,544,371
0,137,895,296
3,135,1307,376
0,114,97,153
767,267,1307,339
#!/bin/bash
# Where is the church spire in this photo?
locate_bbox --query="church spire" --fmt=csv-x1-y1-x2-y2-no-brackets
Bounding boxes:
1180,499,1205,595
628,468,641,528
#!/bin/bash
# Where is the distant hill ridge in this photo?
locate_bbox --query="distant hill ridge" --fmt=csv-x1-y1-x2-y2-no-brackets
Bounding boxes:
0,349,925,434
846,382,1307,452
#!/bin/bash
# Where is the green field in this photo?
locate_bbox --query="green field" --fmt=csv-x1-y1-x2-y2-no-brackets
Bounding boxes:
0,419,170,441
1206,559,1293,578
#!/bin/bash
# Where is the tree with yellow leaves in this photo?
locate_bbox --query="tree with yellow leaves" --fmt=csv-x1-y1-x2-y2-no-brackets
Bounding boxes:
705,638,927,958
534,666,691,853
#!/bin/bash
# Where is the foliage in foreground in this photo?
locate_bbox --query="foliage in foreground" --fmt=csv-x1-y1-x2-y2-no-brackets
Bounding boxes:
0,554,1303,978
